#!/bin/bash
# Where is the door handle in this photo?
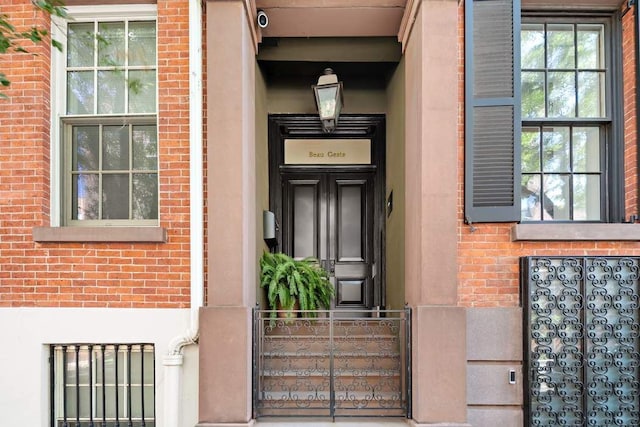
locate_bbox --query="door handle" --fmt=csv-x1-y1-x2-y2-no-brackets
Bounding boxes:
321,259,335,275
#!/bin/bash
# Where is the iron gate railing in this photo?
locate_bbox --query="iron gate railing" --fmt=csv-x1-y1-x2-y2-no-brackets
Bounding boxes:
522,257,640,426
252,308,411,418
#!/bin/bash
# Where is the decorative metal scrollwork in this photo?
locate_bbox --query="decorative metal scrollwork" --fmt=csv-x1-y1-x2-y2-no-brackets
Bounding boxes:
253,309,410,418
525,257,640,426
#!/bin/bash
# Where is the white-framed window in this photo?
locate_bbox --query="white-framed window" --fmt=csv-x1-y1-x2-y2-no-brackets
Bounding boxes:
51,344,155,427
51,5,158,226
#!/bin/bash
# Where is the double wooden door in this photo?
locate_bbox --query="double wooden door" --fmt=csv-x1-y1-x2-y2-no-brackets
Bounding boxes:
281,171,375,310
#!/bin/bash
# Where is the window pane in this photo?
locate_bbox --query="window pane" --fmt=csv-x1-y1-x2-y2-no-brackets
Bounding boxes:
129,21,156,66
103,126,130,170
521,127,541,173
546,174,569,220
78,348,90,384
143,349,154,383
522,71,545,118
548,72,576,117
542,127,570,172
98,70,126,114
133,173,158,220
132,125,158,170
577,24,604,69
293,185,316,259
104,347,116,383
339,185,363,260
67,71,95,114
128,70,156,113
522,174,557,220
102,174,129,219
117,348,125,385
95,348,103,383
522,24,545,69
573,127,600,172
574,175,601,220
105,385,116,418
72,126,99,171
66,385,78,418
547,24,575,69
131,350,142,384
79,385,91,418
65,349,77,385
578,71,605,117
73,174,99,220
98,22,125,67
118,386,126,418
68,23,95,67
131,385,143,418
144,385,155,417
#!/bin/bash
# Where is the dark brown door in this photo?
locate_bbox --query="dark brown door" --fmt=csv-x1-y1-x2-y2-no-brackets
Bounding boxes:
282,172,374,310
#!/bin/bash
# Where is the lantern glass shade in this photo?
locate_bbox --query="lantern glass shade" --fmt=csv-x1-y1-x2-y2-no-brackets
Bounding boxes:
312,69,343,133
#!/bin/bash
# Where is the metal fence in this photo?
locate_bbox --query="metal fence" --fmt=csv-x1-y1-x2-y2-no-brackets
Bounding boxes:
522,256,640,426
253,308,411,418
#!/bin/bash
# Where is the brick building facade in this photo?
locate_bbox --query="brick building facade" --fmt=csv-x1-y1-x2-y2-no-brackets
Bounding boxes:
1,0,639,426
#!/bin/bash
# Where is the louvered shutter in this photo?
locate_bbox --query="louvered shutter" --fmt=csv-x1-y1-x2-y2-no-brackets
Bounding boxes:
464,0,521,223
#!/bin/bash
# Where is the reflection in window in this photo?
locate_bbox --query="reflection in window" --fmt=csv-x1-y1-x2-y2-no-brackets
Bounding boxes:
51,344,155,426
521,126,601,221
66,20,157,116
521,19,608,221
63,15,158,225
70,123,158,221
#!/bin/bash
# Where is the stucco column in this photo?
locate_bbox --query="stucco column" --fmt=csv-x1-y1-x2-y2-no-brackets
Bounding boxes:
404,1,469,425
198,1,257,425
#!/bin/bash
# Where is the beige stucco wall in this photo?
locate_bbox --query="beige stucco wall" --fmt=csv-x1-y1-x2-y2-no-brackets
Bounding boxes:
385,58,406,312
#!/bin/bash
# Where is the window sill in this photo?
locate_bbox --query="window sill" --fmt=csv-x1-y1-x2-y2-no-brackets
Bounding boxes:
32,226,167,243
512,223,640,241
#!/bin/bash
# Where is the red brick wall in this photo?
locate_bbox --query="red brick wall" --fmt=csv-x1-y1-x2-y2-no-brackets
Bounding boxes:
457,1,640,308
622,3,638,218
0,0,192,308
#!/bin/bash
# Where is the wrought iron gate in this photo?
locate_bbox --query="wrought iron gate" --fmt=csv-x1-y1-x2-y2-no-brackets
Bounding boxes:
252,308,411,418
522,257,640,426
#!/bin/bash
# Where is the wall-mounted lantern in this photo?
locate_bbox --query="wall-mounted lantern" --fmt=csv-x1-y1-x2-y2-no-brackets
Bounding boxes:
312,68,343,133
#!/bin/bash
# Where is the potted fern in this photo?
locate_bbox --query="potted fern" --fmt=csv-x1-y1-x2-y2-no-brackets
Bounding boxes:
259,252,335,319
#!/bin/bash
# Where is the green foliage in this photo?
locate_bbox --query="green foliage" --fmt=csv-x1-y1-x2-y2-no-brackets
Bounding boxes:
259,252,335,319
0,0,67,97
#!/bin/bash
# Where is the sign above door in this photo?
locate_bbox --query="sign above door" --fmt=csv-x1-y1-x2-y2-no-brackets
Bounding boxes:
284,139,371,165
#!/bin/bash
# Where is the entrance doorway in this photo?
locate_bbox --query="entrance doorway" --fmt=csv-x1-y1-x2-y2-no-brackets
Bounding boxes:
282,171,374,309
268,115,386,312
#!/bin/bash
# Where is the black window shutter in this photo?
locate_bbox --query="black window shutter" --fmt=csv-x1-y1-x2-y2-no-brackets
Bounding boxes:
464,0,521,223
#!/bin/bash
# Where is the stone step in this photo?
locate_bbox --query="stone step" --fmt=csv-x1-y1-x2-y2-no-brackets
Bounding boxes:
255,419,408,426
259,373,403,396
261,368,402,378
255,316,408,418
256,395,408,417
262,354,401,371
262,337,401,355
260,318,403,333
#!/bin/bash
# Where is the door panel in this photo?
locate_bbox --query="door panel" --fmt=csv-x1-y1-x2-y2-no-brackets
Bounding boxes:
282,172,374,311
290,179,322,259
330,175,373,309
